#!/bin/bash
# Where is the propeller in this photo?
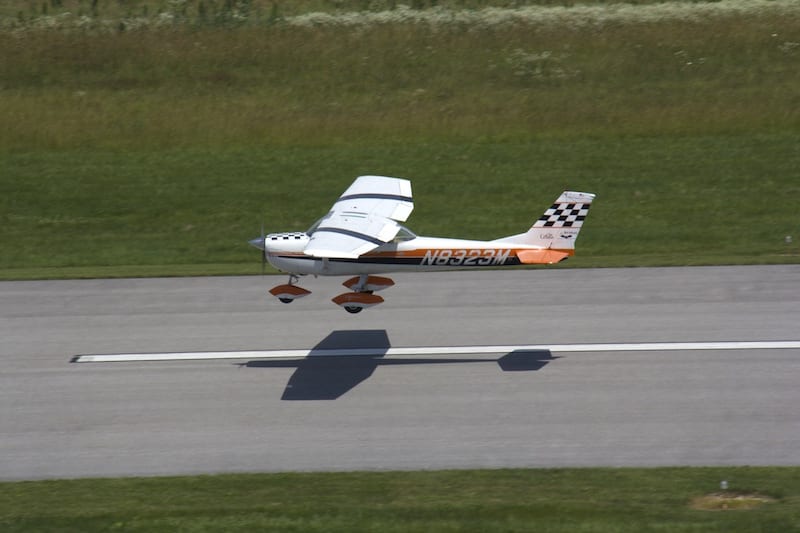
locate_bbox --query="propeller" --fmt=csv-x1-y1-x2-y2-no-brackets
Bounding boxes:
248,222,267,274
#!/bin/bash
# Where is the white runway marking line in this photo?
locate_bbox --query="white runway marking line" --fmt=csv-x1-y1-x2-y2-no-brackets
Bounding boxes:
71,340,800,363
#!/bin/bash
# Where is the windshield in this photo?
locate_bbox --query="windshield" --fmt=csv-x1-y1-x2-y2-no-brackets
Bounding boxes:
392,225,417,242
306,216,327,235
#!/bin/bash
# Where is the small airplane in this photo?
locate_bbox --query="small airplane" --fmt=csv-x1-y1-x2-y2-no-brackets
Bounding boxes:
250,175,595,313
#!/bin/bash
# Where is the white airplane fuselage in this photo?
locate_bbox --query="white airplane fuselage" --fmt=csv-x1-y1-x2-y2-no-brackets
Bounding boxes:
263,230,560,277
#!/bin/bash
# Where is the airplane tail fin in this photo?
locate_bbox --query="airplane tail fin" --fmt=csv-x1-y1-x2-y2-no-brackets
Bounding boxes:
494,191,596,251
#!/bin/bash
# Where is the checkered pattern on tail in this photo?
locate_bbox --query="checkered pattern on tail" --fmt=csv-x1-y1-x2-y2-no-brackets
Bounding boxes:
533,202,591,228
490,190,595,247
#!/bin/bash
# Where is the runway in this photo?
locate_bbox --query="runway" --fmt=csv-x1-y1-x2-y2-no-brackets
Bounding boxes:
1,265,798,480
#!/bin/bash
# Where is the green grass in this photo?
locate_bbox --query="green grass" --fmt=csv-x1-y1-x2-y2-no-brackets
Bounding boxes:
1,3,799,279
2,467,799,532
2,136,799,279
4,12,800,147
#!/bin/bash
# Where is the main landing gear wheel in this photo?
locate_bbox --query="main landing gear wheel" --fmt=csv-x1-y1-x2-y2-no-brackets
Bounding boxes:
332,275,392,312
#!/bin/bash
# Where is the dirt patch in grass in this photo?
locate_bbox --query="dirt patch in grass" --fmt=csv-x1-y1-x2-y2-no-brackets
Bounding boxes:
690,492,777,511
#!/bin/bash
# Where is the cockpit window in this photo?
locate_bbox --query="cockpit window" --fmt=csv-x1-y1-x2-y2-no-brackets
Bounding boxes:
392,225,417,243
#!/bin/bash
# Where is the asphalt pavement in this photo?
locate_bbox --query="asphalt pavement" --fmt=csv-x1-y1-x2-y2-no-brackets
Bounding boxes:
1,265,798,480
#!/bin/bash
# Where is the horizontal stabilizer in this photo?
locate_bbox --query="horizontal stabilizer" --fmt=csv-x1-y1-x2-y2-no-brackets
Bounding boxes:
516,249,569,264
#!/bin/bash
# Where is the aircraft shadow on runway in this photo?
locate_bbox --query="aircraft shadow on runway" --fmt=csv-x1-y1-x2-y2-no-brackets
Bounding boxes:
242,330,556,400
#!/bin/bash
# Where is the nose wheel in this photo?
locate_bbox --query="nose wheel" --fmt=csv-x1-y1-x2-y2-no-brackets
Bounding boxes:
269,275,311,304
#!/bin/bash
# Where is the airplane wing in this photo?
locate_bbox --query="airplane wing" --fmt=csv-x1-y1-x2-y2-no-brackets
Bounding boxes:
303,175,414,259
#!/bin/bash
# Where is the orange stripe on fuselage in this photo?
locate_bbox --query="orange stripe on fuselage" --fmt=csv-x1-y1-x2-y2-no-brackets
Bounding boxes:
366,247,574,267
272,247,574,266
362,247,574,258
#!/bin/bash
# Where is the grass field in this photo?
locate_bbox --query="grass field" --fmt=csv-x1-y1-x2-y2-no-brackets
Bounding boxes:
2,135,800,279
1,0,799,279
2,467,800,532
